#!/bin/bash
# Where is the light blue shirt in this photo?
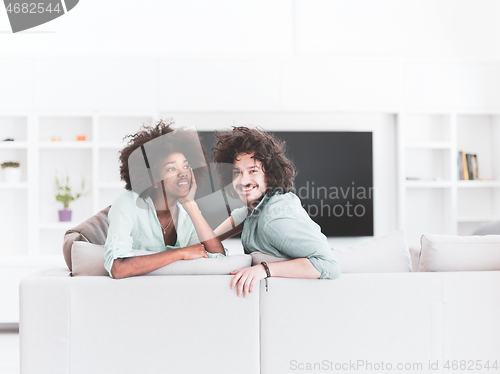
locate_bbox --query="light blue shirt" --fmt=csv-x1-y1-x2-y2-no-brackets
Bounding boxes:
104,190,224,277
231,192,341,279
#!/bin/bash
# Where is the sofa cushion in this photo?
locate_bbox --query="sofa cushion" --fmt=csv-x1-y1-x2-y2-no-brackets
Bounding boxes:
333,230,411,273
71,241,252,276
63,206,111,271
473,219,500,235
419,234,500,272
249,230,411,273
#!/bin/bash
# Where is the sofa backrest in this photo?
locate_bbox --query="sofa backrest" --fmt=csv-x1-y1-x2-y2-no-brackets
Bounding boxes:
259,271,500,374
20,271,260,374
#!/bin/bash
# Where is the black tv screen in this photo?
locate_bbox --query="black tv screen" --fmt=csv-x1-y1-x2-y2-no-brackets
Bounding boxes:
197,131,373,237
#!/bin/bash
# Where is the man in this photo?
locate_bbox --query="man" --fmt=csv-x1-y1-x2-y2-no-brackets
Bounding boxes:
213,127,341,297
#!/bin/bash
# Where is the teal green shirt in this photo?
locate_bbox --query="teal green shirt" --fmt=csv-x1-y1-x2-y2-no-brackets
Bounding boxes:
104,190,225,277
231,192,341,279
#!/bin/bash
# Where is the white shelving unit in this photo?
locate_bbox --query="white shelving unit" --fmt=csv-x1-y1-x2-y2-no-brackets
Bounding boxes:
397,111,500,248
0,113,155,323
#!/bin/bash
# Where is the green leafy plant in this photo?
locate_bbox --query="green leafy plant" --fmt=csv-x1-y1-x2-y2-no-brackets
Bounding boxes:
1,162,20,168
55,173,85,209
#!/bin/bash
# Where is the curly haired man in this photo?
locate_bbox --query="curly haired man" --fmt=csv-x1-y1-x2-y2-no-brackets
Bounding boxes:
213,127,341,297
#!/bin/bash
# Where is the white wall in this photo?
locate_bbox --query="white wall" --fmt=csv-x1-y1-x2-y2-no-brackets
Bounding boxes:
1,0,500,58
2,0,500,113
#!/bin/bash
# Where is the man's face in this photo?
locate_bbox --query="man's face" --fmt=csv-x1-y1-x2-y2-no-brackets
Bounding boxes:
232,152,267,209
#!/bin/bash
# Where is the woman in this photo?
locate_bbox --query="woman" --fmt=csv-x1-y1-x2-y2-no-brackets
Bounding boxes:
213,126,341,297
104,119,225,279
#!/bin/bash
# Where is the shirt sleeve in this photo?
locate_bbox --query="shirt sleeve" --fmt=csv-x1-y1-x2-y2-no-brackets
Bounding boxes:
230,206,248,226
264,218,341,280
103,193,137,278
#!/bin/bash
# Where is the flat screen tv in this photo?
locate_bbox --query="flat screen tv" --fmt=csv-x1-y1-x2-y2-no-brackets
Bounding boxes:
196,131,373,237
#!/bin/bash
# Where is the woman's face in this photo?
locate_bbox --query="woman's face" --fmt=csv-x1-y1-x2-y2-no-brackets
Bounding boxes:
157,152,191,198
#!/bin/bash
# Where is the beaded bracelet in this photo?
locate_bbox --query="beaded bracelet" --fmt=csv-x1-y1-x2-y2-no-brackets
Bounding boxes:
261,261,271,278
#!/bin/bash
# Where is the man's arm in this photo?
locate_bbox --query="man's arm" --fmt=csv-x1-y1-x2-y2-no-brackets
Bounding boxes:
230,258,320,297
214,216,243,241
229,216,340,296
111,243,208,279
264,258,321,278
182,201,225,255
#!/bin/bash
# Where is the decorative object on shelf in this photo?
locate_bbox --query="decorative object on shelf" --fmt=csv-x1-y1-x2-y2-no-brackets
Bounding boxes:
2,138,14,141
1,161,21,183
55,173,86,222
46,137,61,142
458,151,479,180
76,135,86,141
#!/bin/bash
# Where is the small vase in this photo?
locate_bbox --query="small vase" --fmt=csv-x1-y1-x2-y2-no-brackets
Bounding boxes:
58,209,72,222
3,167,22,183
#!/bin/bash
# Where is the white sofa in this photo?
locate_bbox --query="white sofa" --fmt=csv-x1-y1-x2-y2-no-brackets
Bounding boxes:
19,233,500,374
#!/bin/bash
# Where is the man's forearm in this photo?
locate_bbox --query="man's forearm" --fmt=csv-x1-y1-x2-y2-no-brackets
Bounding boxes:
266,258,321,279
215,217,243,242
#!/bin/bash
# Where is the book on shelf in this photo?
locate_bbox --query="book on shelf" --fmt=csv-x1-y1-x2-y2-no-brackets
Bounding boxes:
458,151,478,180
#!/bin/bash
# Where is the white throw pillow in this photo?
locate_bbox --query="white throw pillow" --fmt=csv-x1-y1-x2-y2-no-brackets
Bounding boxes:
71,241,252,276
333,230,411,273
419,234,500,272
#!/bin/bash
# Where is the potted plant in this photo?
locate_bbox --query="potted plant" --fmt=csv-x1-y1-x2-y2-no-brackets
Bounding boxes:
55,173,85,222
1,161,21,183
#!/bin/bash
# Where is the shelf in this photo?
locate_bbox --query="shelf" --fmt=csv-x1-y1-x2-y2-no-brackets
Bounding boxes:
405,141,452,149
0,182,28,189
0,142,28,149
407,180,500,188
99,143,125,150
39,142,93,149
99,182,125,189
457,216,497,223
399,111,500,245
39,222,75,230
405,180,453,188
457,180,500,188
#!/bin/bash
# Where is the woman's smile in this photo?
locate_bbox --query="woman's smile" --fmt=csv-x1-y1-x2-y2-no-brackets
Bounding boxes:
159,152,192,198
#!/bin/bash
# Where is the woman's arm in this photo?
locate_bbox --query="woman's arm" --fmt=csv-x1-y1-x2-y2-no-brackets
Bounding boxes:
111,242,208,279
178,168,226,254
182,201,225,254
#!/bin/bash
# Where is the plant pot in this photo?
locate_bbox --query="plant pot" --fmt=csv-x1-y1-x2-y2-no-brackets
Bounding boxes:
58,209,72,222
3,167,22,183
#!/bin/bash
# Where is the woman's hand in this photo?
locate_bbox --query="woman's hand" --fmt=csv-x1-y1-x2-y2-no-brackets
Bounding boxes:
230,265,267,297
180,243,208,260
178,168,197,205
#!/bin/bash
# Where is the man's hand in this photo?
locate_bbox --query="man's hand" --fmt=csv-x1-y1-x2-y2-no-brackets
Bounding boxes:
180,243,208,260
230,265,267,297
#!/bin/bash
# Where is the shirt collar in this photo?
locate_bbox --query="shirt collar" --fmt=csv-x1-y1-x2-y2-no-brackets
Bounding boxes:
248,193,272,217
